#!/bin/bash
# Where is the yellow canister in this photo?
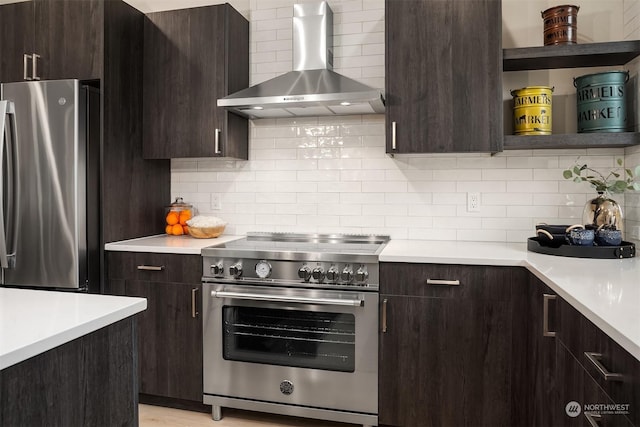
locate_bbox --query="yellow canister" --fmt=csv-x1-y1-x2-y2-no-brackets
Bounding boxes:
511,86,553,135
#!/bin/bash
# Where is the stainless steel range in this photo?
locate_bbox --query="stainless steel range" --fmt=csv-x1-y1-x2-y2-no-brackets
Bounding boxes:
201,232,389,427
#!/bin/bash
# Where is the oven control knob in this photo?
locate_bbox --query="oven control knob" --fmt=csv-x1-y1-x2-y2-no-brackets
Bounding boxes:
341,266,354,283
298,265,312,282
229,263,243,278
210,262,224,277
356,266,369,283
326,266,339,283
312,266,325,282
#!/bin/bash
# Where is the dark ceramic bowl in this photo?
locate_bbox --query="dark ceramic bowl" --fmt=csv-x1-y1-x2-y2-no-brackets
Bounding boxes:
566,225,595,246
535,229,565,248
536,224,571,235
595,228,622,246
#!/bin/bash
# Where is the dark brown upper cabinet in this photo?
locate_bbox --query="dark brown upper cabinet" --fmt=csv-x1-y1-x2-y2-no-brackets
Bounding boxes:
142,4,249,159
385,0,502,154
0,0,102,82
0,0,171,267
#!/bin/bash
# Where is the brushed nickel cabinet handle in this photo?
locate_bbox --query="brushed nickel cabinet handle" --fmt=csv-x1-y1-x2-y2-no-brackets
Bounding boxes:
136,265,165,271
191,288,199,318
543,294,556,337
426,279,460,286
23,54,32,80
214,128,221,154
381,298,388,333
584,412,602,427
391,121,397,150
32,53,41,81
584,352,623,381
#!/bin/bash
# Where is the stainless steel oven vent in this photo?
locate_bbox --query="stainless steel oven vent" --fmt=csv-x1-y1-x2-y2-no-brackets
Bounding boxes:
217,1,385,119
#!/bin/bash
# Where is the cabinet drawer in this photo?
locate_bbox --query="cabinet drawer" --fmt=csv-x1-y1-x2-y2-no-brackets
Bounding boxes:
558,298,640,426
380,262,526,301
107,252,202,284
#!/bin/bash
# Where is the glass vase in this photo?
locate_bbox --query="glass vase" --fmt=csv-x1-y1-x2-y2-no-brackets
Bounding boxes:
582,192,624,232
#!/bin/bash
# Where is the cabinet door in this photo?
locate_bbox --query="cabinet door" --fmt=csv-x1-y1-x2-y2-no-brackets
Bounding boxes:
557,341,635,427
106,252,203,402
126,280,203,402
379,263,519,426
34,0,104,80
0,1,34,82
385,0,502,154
557,296,640,427
142,5,248,159
511,276,561,426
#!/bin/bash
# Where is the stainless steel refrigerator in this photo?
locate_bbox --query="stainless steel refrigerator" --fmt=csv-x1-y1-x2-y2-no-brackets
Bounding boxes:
0,79,100,291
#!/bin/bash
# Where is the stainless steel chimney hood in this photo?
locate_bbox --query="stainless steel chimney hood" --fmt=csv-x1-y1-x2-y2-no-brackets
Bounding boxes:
217,2,385,119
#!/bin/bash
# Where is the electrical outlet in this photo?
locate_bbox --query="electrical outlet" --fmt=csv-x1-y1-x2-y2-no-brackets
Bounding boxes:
630,226,640,240
467,192,480,212
211,194,222,211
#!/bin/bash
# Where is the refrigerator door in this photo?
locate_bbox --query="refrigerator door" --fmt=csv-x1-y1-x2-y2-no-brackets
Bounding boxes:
1,80,87,289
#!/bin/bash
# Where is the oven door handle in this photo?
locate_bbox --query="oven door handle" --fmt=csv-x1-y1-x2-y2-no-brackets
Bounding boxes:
210,290,364,307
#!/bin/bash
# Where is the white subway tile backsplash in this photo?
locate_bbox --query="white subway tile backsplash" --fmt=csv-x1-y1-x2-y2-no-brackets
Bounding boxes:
508,205,559,218
166,0,638,242
506,181,559,193
482,192,533,206
317,182,362,193
457,229,507,242
340,215,385,227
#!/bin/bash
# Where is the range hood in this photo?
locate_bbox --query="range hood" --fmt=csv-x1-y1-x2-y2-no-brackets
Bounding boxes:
217,2,385,119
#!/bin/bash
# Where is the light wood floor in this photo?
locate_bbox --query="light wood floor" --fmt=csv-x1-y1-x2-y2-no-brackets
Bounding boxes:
139,404,359,427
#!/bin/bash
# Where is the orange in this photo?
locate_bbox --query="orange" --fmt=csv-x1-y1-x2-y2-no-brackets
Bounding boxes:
179,210,191,225
171,224,184,235
182,225,189,234
165,224,173,235
166,211,179,225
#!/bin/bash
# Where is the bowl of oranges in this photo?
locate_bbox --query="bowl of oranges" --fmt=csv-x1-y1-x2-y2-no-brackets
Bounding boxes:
165,197,194,236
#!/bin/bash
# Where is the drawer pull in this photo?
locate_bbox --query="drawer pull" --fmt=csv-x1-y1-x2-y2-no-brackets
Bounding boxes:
543,294,556,337
426,279,460,286
584,412,602,427
137,265,165,271
584,352,623,381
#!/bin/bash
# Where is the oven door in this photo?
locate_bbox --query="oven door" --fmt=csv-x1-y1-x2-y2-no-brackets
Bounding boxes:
203,282,378,416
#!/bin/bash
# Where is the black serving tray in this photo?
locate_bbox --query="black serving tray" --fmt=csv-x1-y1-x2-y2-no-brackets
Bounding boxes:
527,237,636,259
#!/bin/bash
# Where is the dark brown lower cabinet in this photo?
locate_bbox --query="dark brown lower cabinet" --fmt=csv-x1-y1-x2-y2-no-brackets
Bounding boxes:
379,263,527,427
108,252,203,405
557,297,639,427
379,264,639,427
510,275,562,426
0,318,138,427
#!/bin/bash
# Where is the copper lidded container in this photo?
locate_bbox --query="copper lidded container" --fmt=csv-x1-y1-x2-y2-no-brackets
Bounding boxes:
541,5,579,45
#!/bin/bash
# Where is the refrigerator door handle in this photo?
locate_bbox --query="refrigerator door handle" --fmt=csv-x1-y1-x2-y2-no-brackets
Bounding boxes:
0,100,16,269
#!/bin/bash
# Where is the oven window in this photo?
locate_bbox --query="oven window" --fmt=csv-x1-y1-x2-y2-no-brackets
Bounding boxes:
222,306,356,372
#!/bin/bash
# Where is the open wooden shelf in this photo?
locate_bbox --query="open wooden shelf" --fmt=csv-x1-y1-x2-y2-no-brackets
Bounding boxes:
503,40,640,71
503,132,640,150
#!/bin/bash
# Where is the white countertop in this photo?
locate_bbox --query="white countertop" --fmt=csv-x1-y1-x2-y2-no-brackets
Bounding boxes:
381,240,640,361
104,234,243,254
0,288,146,370
104,235,640,361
